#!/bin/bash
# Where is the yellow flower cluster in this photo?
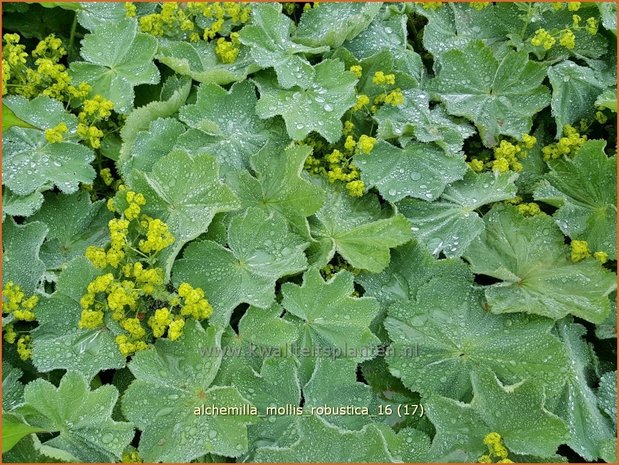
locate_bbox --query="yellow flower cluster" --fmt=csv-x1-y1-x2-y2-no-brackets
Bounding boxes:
531,28,556,50
531,10,598,52
44,122,68,144
124,191,146,220
125,2,137,18
139,2,250,42
470,2,491,10
421,2,443,10
349,65,363,79
100,168,114,186
121,447,142,463
320,257,360,280
79,190,212,355
469,134,536,173
559,29,576,49
541,124,586,160
352,94,370,112
17,335,32,361
178,283,213,320
304,120,379,197
123,262,164,296
369,71,404,111
478,432,513,463
516,202,542,217
215,32,241,64
372,71,396,86
492,140,524,173
4,325,17,344
3,281,38,322
139,217,175,254
570,240,608,263
2,33,91,101
76,95,114,149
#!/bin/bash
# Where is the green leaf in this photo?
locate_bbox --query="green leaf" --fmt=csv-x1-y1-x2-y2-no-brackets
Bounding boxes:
2,102,35,132
596,296,616,340
281,267,380,382
122,322,257,462
3,127,95,196
119,75,192,163
32,257,125,379
385,261,569,400
3,95,77,131
238,303,300,350
428,41,550,146
76,2,125,30
418,2,511,60
131,149,240,279
595,88,617,112
27,191,111,270
239,3,328,89
173,208,308,327
2,413,45,454
1,433,60,463
2,187,44,220
427,369,570,460
598,371,617,429
355,140,468,203
214,354,301,458
117,117,186,185
463,205,616,323
228,144,325,238
179,81,286,172
534,140,617,259
343,9,407,60
2,219,47,293
294,3,382,48
548,61,606,136
599,2,617,34
70,18,160,113
156,39,259,86
2,363,24,412
254,59,357,143
17,371,133,462
552,320,615,461
304,358,373,429
397,171,518,258
374,89,475,153
254,415,396,462
308,180,411,273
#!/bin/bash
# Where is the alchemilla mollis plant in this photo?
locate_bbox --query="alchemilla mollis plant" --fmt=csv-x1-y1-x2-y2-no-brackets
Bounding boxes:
1,1,617,463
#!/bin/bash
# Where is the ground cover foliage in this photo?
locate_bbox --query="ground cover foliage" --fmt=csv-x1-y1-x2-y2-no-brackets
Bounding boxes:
1,1,617,463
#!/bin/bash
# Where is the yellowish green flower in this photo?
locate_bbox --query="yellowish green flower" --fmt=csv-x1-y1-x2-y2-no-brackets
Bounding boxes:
44,122,68,144
349,65,362,78
531,28,556,50
570,240,591,262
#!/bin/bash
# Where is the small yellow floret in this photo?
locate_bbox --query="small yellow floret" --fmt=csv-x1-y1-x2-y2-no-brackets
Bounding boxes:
372,71,396,86
594,251,609,264
349,65,362,78
344,135,356,151
559,29,576,49
570,240,591,262
17,335,32,361
79,309,104,329
44,122,68,144
358,135,377,154
521,134,537,149
531,28,556,50
353,94,370,111
346,180,365,197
